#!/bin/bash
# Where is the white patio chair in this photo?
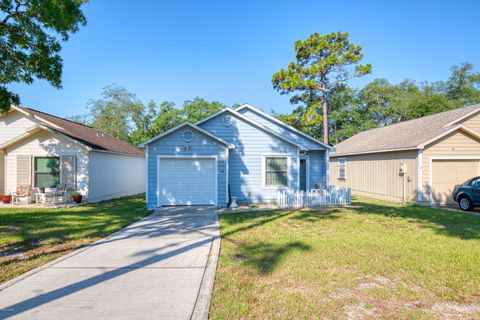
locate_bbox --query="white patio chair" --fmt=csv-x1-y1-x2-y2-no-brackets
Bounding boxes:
45,184,68,205
12,185,36,204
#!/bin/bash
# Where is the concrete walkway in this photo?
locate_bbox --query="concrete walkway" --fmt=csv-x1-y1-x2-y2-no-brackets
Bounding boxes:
0,206,220,320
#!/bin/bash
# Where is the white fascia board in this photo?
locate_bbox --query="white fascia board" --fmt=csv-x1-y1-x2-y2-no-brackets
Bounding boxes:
11,105,64,130
235,103,333,150
333,125,480,158
0,126,45,150
196,108,309,150
443,107,480,127
418,125,480,149
138,121,234,149
330,146,419,157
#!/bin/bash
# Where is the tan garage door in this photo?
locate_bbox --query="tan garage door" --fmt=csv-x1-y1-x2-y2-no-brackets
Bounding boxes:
431,159,479,205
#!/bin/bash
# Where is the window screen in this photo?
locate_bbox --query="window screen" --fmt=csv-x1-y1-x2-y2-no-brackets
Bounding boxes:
338,158,346,180
265,157,288,186
34,157,60,188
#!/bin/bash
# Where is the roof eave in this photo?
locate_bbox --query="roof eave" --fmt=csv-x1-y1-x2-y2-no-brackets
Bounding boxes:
138,122,234,149
235,103,333,150
330,146,420,157
332,125,480,157
196,107,309,150
417,125,480,149
443,107,480,127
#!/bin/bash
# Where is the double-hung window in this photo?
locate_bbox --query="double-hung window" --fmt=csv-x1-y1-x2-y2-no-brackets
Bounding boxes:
264,156,288,187
34,157,60,188
338,158,346,180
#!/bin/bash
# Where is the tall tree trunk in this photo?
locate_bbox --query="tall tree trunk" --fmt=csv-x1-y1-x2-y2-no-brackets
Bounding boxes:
321,84,328,144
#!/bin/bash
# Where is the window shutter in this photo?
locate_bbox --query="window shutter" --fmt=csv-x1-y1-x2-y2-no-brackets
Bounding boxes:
17,155,32,186
60,155,76,189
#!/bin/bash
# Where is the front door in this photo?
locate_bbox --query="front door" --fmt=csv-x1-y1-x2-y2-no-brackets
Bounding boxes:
300,158,307,191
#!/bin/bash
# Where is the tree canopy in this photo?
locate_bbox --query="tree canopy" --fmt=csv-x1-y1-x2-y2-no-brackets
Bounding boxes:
0,0,88,112
275,62,480,145
272,32,372,143
74,62,480,148
71,85,230,146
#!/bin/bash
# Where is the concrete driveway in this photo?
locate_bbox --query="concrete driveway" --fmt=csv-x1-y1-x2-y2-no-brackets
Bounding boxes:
0,206,220,320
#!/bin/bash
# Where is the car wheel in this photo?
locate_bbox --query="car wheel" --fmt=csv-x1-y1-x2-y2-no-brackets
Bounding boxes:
458,196,473,211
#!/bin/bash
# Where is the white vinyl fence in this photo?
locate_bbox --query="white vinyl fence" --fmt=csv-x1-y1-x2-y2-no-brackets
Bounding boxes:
277,187,351,209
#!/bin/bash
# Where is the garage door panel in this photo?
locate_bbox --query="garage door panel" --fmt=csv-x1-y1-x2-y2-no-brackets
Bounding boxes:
432,159,478,205
158,158,216,206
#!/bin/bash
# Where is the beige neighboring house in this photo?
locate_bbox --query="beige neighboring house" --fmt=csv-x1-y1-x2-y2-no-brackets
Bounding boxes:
330,103,480,206
0,105,145,203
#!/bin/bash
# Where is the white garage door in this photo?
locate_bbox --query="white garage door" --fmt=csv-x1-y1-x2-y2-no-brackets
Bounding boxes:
158,158,216,206
431,159,479,205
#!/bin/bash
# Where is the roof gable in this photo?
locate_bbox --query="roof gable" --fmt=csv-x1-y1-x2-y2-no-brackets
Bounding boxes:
236,104,332,150
10,106,144,156
196,107,308,150
138,122,234,148
419,125,480,149
332,103,480,156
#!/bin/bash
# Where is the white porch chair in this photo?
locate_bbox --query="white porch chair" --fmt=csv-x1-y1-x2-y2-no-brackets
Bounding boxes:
45,184,68,205
12,185,38,204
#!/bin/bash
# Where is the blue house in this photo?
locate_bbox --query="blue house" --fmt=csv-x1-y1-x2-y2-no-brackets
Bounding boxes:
139,104,332,208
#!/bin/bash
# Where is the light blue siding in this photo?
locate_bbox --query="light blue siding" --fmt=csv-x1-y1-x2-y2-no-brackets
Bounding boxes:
307,150,327,189
145,108,329,207
199,111,299,203
238,108,326,150
146,127,227,208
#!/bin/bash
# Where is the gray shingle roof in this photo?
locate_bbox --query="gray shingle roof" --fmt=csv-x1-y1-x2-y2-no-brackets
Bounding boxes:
331,103,480,156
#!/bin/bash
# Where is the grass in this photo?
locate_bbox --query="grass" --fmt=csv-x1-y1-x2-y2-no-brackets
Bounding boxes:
211,197,480,319
0,195,151,284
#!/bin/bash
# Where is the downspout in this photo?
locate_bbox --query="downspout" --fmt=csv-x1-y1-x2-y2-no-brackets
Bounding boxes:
417,149,423,203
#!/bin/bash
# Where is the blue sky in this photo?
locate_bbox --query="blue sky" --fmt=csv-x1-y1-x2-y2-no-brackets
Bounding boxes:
8,0,480,117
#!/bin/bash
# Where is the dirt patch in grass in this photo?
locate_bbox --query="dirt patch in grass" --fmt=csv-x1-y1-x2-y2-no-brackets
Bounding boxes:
211,196,480,319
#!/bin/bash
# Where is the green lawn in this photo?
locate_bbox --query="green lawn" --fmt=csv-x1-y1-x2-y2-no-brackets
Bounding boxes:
0,195,151,284
211,197,480,319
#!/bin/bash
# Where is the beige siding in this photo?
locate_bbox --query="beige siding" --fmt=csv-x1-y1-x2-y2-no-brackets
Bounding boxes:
0,110,37,145
330,151,418,203
4,130,89,197
421,130,480,204
460,112,480,132
88,151,145,203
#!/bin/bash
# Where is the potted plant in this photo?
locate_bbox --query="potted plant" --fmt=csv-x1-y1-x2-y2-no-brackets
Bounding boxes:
71,192,82,204
1,194,11,204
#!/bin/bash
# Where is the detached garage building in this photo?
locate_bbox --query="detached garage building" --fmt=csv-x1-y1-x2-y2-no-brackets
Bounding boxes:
330,103,480,206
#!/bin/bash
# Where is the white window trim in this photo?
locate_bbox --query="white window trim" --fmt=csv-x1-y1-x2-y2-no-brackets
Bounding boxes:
157,155,218,207
338,157,347,181
33,156,60,188
261,154,292,189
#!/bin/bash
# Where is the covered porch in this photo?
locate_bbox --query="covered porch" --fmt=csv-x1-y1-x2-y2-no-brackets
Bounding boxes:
0,126,87,206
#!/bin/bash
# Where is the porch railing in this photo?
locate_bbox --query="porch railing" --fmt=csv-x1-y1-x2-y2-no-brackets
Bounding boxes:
277,187,351,209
